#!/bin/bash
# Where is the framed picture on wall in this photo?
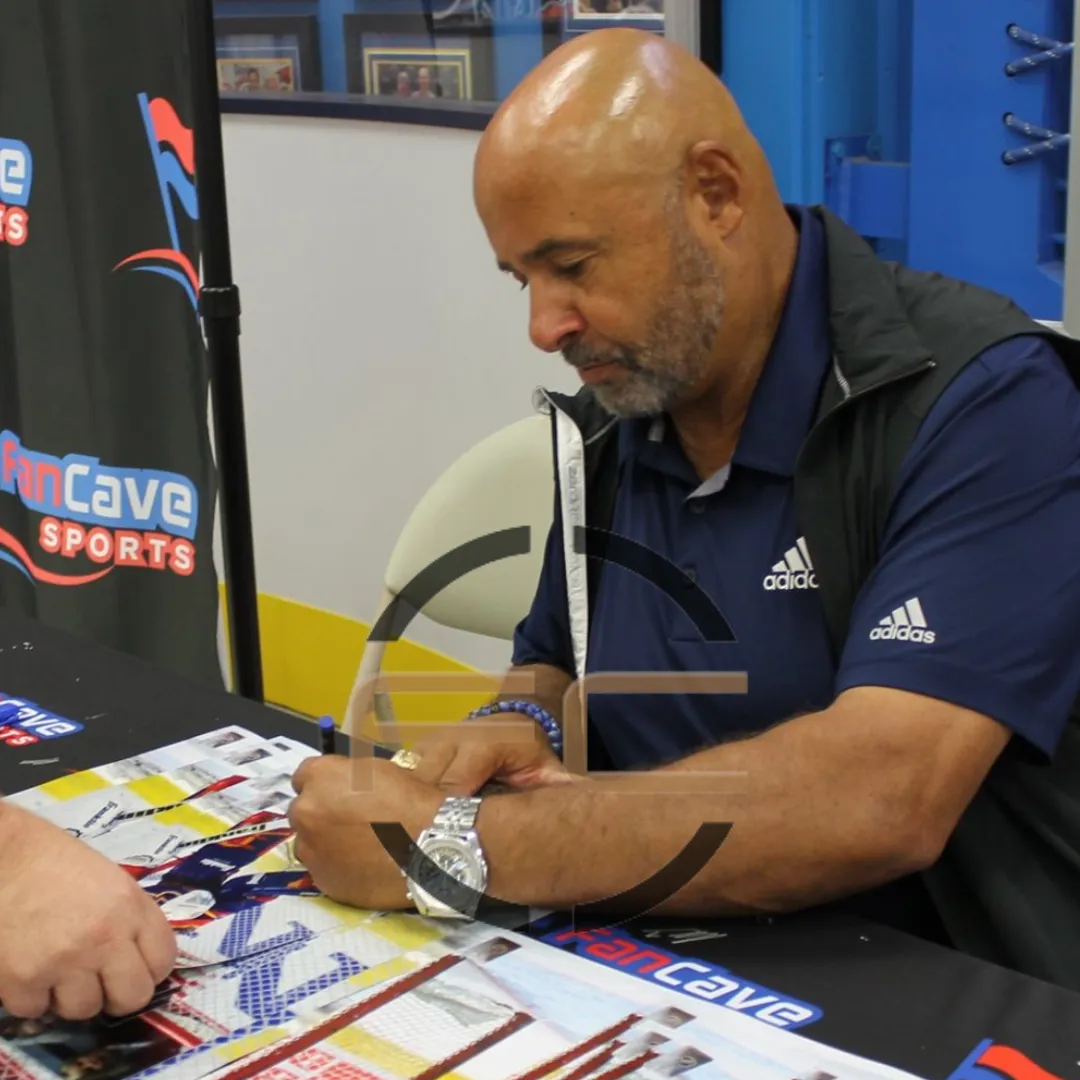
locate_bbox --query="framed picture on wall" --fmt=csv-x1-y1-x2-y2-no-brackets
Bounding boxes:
563,0,664,34
213,15,323,94
343,13,496,104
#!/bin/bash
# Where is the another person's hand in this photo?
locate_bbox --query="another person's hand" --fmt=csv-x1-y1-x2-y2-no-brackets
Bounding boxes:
409,710,571,795
288,755,445,910
0,802,176,1020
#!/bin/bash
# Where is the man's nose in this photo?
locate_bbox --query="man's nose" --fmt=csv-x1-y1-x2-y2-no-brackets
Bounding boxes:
529,283,586,353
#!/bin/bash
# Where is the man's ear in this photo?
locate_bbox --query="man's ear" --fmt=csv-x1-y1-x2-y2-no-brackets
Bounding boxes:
685,141,744,236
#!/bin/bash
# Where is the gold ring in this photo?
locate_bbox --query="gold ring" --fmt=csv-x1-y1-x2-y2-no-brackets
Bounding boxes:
284,835,303,868
390,748,421,770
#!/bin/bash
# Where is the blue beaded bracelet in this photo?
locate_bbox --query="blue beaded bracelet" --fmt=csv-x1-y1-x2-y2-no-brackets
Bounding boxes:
466,700,563,758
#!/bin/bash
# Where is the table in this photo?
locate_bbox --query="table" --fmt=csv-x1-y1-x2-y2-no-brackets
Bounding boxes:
0,607,1077,1080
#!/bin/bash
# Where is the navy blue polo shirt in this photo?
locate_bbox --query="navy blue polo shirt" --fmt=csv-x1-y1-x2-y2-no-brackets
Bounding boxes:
512,206,1080,933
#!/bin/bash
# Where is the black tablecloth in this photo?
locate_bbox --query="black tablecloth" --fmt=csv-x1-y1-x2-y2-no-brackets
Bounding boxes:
0,608,1077,1080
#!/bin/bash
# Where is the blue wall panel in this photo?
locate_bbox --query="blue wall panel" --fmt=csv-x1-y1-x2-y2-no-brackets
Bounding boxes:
870,0,914,263
721,0,812,201
722,0,881,205
721,0,1070,317
907,0,1069,320
492,18,545,102
875,0,913,165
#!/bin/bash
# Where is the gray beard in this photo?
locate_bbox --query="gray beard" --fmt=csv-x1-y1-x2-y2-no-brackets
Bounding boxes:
565,218,725,419
590,367,690,417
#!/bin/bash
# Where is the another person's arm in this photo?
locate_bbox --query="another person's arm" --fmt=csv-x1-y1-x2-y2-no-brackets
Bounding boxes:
0,798,176,1019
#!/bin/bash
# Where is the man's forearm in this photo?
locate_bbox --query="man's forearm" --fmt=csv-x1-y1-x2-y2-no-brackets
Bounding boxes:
478,699,937,916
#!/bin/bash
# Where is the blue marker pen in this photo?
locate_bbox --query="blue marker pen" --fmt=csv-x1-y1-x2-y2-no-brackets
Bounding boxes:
317,715,337,755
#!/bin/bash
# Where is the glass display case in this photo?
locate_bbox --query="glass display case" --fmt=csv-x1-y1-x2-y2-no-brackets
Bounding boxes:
212,1,720,128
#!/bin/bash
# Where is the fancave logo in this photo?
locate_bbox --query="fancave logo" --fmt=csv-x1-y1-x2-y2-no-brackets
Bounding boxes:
0,137,32,246
0,431,199,584
541,927,822,1030
0,694,84,749
946,1039,1067,1080
114,93,200,314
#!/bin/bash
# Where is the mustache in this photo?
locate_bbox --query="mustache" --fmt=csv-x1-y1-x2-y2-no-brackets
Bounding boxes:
562,342,643,372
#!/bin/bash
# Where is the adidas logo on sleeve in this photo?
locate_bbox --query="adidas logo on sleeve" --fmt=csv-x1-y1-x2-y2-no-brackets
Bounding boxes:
763,537,818,591
870,597,936,643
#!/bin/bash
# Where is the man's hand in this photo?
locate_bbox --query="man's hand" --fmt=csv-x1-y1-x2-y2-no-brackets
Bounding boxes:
289,755,446,910
0,803,176,1020
409,711,571,794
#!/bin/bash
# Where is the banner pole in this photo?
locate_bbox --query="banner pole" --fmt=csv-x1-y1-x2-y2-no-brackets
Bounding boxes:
187,0,264,702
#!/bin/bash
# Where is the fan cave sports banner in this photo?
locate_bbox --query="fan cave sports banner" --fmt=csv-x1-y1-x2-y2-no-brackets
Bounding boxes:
0,2,222,687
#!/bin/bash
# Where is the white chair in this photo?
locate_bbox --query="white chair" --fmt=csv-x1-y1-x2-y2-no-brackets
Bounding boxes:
344,414,555,737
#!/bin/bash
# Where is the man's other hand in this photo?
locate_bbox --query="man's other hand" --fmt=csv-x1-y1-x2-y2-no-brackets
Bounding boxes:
409,711,572,794
0,802,176,1020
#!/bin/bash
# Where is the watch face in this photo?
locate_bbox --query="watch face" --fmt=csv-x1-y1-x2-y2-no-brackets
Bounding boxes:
417,839,485,890
411,838,486,914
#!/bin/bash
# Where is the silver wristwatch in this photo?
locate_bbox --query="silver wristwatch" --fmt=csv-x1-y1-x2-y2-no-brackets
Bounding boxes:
405,795,489,919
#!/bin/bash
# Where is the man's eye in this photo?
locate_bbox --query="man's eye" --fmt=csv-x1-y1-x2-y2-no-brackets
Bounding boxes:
555,262,586,279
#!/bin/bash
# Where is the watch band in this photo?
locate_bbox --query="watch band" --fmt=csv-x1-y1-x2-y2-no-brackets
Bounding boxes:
431,795,482,834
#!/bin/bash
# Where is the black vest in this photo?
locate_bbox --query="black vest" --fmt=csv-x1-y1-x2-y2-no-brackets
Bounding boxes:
547,206,1080,991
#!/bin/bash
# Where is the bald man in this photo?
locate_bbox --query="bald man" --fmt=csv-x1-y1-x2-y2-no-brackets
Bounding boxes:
290,30,1080,991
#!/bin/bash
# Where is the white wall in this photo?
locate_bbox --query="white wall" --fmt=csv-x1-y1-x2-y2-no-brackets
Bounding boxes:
217,113,578,670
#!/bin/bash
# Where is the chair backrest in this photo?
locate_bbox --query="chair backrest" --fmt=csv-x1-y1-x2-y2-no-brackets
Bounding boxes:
384,412,554,639
344,413,554,737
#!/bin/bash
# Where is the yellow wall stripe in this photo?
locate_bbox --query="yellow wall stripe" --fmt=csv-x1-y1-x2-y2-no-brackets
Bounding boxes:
218,588,499,727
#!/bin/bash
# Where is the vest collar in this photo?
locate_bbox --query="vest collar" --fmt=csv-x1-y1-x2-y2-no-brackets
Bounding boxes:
812,205,934,398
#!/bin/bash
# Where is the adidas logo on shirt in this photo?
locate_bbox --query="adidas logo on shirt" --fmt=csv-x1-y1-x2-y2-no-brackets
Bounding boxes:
763,537,818,591
869,597,936,644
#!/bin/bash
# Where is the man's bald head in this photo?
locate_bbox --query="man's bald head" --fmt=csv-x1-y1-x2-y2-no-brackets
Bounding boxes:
474,29,797,422
476,28,766,202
